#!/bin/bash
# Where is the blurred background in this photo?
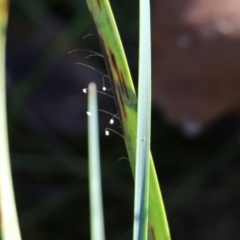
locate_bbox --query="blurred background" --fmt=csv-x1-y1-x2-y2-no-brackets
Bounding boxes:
7,0,240,239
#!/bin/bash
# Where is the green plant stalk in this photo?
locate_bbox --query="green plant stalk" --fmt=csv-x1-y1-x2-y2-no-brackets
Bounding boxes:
133,0,151,239
88,82,105,240
85,1,171,239
0,1,22,239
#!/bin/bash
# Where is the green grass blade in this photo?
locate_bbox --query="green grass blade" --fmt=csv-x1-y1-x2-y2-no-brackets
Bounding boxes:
88,82,105,240
133,0,151,239
0,1,22,239
85,1,171,239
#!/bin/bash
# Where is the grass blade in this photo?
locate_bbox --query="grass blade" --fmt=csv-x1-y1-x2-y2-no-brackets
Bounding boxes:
0,1,22,239
133,0,151,239
88,82,105,240
85,1,171,239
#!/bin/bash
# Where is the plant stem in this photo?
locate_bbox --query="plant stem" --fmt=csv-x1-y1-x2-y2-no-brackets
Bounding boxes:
0,1,22,239
88,82,105,240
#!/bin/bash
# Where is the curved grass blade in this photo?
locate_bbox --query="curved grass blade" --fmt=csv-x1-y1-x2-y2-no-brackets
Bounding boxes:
133,0,151,239
88,82,105,240
0,1,22,239
85,1,171,239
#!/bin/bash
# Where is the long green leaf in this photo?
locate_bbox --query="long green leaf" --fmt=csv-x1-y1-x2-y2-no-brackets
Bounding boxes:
0,1,22,239
133,0,151,239
88,82,105,240
85,1,171,239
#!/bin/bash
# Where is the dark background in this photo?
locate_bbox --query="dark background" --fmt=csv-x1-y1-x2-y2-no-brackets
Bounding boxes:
7,0,240,239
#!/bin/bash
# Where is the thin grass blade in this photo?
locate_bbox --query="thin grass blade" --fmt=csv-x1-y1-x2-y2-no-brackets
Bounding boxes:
133,0,151,239
88,82,105,240
85,1,171,239
0,1,22,239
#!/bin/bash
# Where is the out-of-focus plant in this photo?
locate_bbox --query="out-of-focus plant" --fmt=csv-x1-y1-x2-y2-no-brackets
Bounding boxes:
0,0,22,239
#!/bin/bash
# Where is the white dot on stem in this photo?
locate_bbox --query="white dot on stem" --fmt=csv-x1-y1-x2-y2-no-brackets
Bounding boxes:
86,111,91,116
